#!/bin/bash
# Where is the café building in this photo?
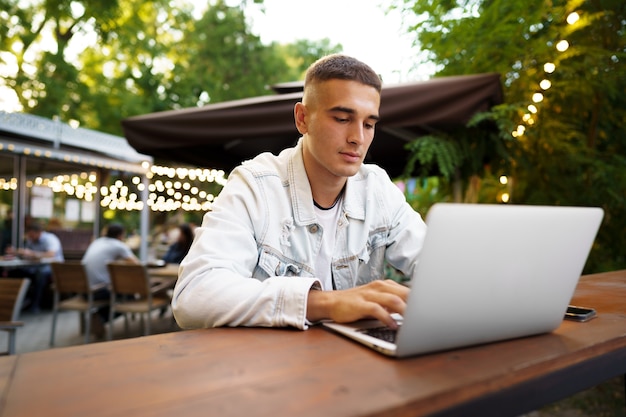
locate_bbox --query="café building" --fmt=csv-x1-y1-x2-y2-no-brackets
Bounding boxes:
0,111,152,260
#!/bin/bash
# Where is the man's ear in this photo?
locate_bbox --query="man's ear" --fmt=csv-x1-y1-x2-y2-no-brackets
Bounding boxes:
294,102,307,134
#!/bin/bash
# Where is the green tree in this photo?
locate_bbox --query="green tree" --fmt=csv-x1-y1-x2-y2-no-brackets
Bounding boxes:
168,1,340,108
0,0,192,131
393,0,626,272
276,38,343,81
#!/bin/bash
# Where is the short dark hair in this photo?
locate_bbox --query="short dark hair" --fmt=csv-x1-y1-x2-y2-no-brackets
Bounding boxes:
26,222,43,233
106,223,125,239
304,54,382,93
178,223,194,245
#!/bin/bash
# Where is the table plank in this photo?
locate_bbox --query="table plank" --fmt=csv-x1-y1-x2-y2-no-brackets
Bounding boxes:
0,355,16,413
0,270,624,417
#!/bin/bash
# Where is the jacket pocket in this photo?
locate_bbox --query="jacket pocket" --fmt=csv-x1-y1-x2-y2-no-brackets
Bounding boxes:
334,229,388,288
255,247,305,278
361,229,387,278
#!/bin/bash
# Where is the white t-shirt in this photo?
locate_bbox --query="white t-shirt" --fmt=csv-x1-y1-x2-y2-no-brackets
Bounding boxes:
82,237,135,286
313,200,343,290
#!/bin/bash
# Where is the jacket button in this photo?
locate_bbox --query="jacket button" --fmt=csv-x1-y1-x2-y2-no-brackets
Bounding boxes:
308,224,319,233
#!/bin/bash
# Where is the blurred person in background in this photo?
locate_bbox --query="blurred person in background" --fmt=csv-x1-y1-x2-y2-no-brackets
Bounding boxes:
82,223,139,337
6,221,64,313
162,223,194,264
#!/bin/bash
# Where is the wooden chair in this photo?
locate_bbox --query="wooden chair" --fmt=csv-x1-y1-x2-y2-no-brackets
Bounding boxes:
106,261,171,340
49,261,110,346
0,278,31,355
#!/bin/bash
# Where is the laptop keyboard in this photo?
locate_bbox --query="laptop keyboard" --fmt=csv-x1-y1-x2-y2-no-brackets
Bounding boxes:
359,326,399,343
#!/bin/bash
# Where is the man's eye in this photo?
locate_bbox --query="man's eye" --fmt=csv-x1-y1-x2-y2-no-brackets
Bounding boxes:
365,123,375,129
335,117,349,123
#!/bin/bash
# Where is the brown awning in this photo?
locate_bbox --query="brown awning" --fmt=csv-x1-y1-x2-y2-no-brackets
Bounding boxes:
122,72,503,178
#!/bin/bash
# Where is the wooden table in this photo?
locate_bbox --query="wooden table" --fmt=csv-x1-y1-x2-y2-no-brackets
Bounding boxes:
148,262,179,279
0,257,52,270
148,262,179,290
1,270,625,417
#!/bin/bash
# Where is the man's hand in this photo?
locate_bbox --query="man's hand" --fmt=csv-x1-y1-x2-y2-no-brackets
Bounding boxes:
17,248,36,259
306,280,409,329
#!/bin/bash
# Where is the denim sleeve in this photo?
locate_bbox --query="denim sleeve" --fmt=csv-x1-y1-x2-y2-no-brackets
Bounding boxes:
172,166,320,330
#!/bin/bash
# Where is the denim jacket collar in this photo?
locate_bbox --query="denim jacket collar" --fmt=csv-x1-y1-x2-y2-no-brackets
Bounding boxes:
289,139,366,227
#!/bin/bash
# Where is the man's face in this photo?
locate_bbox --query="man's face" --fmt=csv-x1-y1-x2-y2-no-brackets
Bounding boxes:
296,79,380,181
26,230,41,243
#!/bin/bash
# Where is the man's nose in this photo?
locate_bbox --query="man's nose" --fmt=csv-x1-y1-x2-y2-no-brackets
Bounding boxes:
347,124,366,145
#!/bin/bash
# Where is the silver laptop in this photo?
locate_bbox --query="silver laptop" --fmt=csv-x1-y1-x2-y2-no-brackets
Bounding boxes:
323,203,604,358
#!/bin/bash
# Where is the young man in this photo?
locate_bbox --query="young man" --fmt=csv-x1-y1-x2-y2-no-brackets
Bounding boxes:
173,54,427,330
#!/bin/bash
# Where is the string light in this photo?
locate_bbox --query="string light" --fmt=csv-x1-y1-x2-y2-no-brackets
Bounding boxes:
566,12,579,25
556,40,569,52
512,10,579,140
503,10,581,204
0,163,228,213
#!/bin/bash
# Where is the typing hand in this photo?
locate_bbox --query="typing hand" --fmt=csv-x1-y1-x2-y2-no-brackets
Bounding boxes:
307,280,409,329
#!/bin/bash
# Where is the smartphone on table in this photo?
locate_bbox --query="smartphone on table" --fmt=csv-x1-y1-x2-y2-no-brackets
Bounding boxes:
564,305,597,322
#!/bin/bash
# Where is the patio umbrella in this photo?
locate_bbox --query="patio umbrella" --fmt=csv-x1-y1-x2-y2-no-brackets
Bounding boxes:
122,72,503,178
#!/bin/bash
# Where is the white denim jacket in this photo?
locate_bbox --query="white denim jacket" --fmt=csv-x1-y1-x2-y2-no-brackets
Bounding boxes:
172,140,427,330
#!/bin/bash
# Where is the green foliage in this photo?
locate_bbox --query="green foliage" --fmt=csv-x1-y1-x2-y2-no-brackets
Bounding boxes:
394,0,626,273
276,38,343,80
170,1,276,107
403,177,451,215
169,2,340,109
404,134,463,180
402,110,514,203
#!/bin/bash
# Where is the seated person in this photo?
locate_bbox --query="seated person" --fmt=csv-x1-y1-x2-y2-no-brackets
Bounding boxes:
82,223,139,333
1,214,13,256
6,221,64,313
172,54,427,331
162,224,194,264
